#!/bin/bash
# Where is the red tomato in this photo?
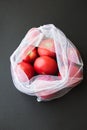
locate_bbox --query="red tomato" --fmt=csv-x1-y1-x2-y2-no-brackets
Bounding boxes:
58,64,83,89
37,75,57,81
16,61,35,82
37,75,58,100
58,46,80,66
67,47,80,64
34,80,56,100
58,63,82,79
39,91,60,100
69,63,82,78
37,91,56,100
26,28,40,41
21,45,38,63
34,56,58,75
38,39,56,58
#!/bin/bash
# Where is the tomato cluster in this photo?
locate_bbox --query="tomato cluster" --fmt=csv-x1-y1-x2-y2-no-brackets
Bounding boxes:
15,28,82,100
16,28,82,82
16,37,59,82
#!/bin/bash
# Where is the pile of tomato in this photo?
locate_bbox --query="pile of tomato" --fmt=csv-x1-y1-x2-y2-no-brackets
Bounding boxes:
16,38,59,82
16,28,82,83
15,28,83,100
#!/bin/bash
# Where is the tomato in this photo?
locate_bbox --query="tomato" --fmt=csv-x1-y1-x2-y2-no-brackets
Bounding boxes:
69,63,82,78
16,61,35,82
37,91,56,100
67,47,80,64
38,39,56,58
58,63,83,89
58,46,80,66
36,76,58,100
26,28,40,41
37,75,57,81
58,63,82,79
34,56,58,75
21,45,38,63
34,79,56,100
39,91,60,100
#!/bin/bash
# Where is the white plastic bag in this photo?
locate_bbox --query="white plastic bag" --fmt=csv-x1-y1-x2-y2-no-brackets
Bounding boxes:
10,24,83,102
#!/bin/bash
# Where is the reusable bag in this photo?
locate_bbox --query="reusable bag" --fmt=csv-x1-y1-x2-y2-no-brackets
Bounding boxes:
10,24,83,102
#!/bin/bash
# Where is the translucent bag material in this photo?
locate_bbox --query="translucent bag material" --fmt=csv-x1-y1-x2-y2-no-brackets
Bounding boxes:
10,24,83,102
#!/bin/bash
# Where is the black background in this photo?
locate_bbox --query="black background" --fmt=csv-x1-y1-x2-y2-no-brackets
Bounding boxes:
0,0,87,130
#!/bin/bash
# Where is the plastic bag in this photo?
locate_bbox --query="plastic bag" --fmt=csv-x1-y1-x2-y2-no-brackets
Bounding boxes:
10,24,83,102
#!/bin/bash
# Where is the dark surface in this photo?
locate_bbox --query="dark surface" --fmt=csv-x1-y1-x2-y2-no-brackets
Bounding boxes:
0,0,87,130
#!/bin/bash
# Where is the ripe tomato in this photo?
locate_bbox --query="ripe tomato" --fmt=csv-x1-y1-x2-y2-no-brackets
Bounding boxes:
58,46,80,66
37,91,56,100
58,63,83,89
34,56,58,75
26,28,40,41
16,61,35,82
21,45,38,63
37,75,57,81
38,39,56,58
34,80,56,100
39,91,60,100
58,63,82,79
69,63,82,78
67,47,80,64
